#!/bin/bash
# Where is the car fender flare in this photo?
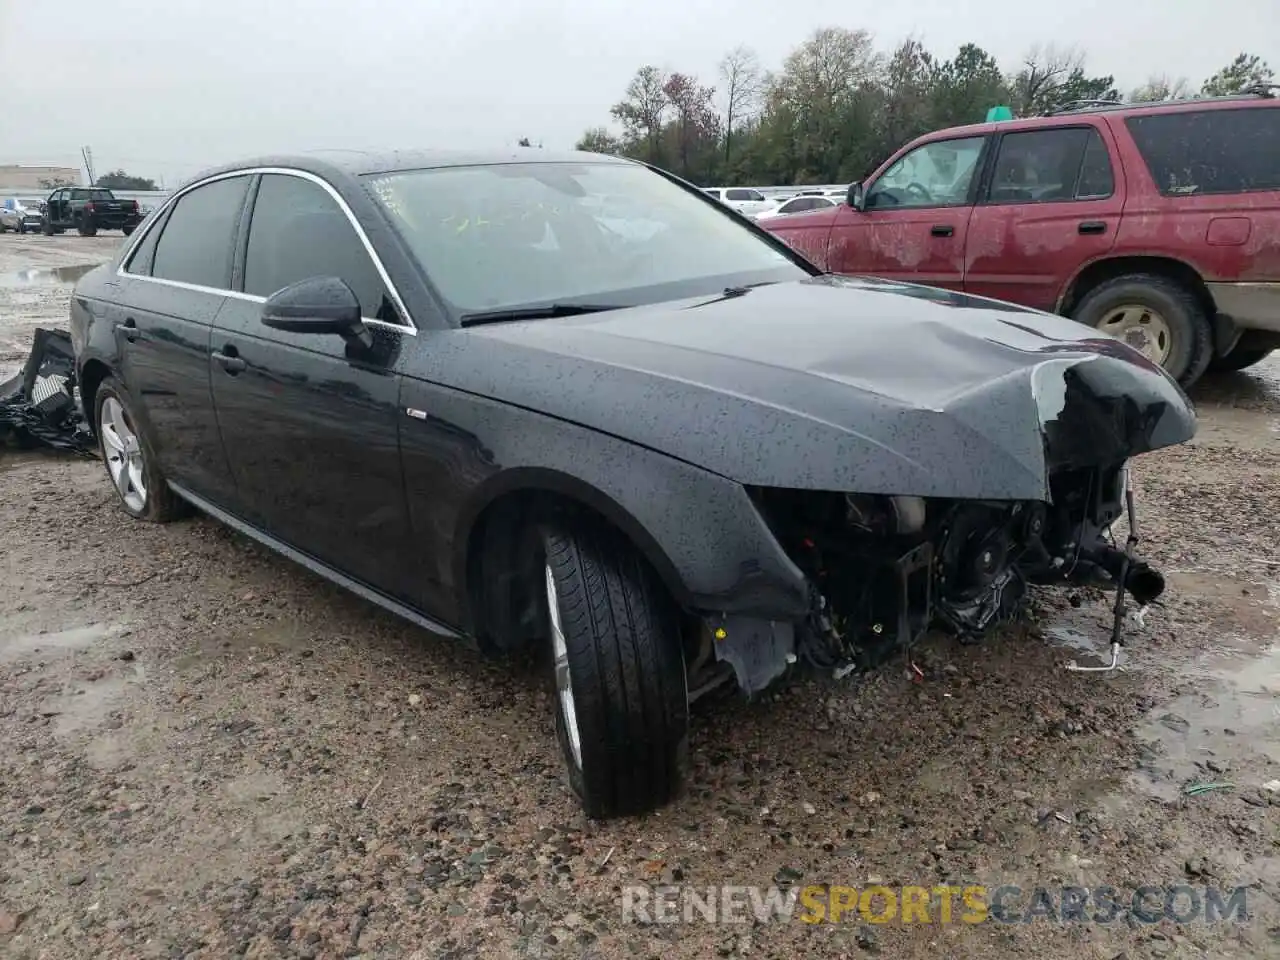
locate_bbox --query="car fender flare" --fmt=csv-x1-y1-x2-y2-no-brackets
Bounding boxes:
452,465,692,612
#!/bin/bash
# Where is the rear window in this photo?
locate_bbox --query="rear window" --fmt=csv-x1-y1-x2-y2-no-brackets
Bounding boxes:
1125,106,1280,196
71,189,115,201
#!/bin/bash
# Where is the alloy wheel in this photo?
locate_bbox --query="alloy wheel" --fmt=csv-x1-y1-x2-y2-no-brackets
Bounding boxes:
545,563,583,770
99,396,148,512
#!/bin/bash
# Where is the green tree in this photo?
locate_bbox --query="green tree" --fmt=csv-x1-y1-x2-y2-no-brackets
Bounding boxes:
574,127,622,154
95,170,158,191
1201,53,1274,96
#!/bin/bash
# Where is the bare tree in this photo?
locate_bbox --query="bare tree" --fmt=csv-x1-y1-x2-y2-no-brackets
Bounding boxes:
719,45,763,166
1129,75,1192,103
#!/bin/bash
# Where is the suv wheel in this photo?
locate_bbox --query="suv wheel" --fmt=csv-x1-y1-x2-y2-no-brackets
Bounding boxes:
94,377,183,522
539,521,688,818
1072,274,1211,385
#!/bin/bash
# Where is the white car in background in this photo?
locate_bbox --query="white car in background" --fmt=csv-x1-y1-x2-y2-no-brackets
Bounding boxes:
754,194,839,220
701,187,773,217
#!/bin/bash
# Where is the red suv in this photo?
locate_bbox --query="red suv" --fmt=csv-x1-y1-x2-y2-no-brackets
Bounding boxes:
761,92,1280,385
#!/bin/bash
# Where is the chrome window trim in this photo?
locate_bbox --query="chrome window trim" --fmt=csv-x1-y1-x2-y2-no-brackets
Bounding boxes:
115,166,417,335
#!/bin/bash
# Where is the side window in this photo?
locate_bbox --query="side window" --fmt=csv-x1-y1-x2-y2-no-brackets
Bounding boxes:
1075,129,1115,199
124,215,164,276
243,174,398,323
151,175,251,289
867,136,986,209
747,190,766,202
1125,107,1280,196
725,188,750,201
987,128,1099,204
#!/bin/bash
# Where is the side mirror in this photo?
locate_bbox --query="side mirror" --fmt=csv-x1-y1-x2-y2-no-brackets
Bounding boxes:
846,182,865,211
261,276,365,339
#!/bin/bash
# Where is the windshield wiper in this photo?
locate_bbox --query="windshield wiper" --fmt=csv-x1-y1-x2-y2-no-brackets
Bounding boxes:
693,280,778,307
459,303,625,327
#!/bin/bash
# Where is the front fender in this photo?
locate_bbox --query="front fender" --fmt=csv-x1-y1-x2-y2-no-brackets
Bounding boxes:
397,375,810,627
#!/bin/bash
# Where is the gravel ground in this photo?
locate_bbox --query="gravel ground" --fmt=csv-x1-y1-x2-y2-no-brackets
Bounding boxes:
1,234,1278,959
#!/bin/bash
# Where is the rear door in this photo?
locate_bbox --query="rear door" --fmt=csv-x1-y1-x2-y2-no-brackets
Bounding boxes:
209,171,419,601
827,135,988,290
964,124,1123,310
113,174,252,505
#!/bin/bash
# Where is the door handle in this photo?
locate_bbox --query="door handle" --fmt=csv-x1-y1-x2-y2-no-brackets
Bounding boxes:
930,224,955,237
122,317,138,343
1078,221,1107,235
211,348,246,374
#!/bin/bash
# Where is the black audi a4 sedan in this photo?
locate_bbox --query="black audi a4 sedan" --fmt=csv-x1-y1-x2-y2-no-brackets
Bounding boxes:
69,149,1196,818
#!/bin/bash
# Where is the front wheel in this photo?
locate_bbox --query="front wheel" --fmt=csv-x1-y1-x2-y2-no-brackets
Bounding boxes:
94,377,184,522
1071,274,1211,385
539,521,688,818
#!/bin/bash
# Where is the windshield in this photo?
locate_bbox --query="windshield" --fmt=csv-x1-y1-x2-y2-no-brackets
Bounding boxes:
365,162,809,317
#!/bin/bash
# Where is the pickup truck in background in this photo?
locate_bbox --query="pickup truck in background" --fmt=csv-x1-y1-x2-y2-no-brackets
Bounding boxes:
41,187,143,238
761,90,1280,385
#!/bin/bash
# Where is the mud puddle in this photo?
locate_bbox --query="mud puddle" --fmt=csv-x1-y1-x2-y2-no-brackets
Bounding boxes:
1130,644,1280,801
0,262,101,287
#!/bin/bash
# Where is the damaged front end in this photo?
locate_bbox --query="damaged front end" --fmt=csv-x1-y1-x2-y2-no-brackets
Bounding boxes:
692,346,1195,698
698,464,1163,698
756,459,1161,674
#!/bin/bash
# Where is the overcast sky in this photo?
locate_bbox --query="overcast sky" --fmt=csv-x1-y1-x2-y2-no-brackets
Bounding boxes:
1,0,1276,187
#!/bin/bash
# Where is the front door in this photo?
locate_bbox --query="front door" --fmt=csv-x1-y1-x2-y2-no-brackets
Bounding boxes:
964,124,1123,310
110,174,253,505
209,172,419,602
827,135,988,290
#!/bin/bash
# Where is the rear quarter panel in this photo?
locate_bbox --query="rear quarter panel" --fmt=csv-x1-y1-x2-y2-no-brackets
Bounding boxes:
1105,107,1280,283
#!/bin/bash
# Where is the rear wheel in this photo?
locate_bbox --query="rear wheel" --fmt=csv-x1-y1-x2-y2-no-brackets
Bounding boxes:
1071,274,1211,385
539,520,688,818
94,377,183,522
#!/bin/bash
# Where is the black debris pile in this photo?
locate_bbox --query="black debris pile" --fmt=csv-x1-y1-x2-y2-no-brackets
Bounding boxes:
0,328,97,455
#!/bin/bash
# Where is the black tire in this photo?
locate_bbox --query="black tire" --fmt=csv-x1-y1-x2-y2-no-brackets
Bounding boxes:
1071,273,1212,386
93,377,184,523
539,520,688,819
122,223,136,237
78,216,97,237
1208,346,1274,373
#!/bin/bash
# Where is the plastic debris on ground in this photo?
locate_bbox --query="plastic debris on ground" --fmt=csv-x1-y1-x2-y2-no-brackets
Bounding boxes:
0,328,96,456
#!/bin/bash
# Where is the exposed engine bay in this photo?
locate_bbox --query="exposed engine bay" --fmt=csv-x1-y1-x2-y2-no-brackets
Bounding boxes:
698,463,1167,695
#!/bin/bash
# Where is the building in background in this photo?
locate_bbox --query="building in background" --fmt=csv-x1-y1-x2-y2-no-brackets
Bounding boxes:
0,165,83,191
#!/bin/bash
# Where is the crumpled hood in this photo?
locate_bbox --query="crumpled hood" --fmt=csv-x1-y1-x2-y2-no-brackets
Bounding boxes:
448,276,1197,500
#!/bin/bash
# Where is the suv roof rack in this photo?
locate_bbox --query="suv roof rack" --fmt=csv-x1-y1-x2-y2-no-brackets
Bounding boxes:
1043,89,1276,117
1044,98,1123,116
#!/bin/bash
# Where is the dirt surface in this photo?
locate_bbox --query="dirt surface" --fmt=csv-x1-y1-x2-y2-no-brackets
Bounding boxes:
1,234,1278,959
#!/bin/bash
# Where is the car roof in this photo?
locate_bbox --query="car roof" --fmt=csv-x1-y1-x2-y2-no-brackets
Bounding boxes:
177,148,635,192
919,91,1278,142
